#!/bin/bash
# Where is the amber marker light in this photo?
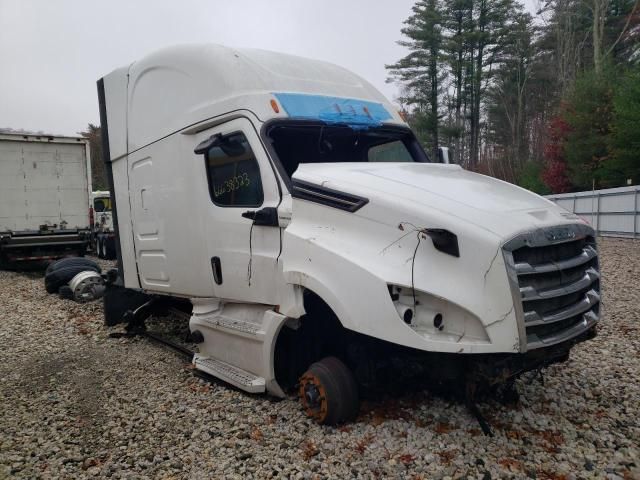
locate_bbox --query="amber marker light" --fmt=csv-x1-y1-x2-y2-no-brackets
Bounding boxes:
270,99,280,113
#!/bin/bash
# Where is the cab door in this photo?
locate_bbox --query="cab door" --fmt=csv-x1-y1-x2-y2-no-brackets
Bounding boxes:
195,117,282,305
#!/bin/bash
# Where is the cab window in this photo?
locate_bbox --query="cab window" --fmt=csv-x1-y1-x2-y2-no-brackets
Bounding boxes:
94,197,111,212
204,132,264,207
368,140,414,162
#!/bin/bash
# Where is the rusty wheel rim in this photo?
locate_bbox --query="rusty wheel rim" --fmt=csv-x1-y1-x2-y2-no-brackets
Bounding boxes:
298,373,328,423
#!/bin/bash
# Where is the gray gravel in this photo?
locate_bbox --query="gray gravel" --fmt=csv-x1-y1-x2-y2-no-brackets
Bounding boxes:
1,239,639,479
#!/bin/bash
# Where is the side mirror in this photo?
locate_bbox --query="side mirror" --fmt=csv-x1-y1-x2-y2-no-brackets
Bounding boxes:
241,207,279,227
219,139,247,157
194,134,222,154
437,147,450,164
194,133,247,157
438,146,457,165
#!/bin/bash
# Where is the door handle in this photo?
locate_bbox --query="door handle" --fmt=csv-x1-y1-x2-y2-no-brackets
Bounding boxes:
241,207,279,227
211,256,223,285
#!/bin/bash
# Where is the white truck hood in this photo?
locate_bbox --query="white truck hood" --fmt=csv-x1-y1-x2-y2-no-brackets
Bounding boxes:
292,163,579,239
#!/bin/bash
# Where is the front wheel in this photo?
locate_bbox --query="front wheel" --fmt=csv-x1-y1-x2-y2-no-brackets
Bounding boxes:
298,356,359,425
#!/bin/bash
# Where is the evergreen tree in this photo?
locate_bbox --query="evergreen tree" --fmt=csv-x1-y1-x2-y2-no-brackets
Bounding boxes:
485,10,535,181
387,0,443,160
79,124,106,190
564,69,615,189
608,65,640,184
389,0,639,190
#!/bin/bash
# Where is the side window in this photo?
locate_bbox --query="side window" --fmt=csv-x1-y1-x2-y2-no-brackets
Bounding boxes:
368,140,414,163
204,132,264,207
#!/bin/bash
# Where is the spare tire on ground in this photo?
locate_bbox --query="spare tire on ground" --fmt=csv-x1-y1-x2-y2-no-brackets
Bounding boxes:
46,257,100,276
44,264,101,294
58,285,74,300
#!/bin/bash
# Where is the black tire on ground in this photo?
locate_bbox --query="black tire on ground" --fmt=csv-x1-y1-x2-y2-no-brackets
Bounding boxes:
45,257,100,276
103,285,151,326
58,285,74,300
44,264,100,294
298,356,359,425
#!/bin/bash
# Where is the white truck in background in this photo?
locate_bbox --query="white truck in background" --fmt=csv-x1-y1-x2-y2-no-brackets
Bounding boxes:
91,190,116,259
98,45,600,426
0,133,92,266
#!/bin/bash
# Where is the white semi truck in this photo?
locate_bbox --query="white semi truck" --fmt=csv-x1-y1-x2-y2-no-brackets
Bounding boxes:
91,190,116,259
0,132,92,265
98,45,600,425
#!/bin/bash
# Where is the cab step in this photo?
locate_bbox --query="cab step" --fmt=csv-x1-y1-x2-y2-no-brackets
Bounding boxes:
198,313,265,340
193,353,266,393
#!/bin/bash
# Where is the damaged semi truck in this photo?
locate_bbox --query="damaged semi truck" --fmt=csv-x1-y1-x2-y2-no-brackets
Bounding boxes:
98,45,600,425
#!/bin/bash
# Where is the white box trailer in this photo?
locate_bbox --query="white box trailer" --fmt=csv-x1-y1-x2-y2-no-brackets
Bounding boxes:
0,133,92,264
98,45,600,425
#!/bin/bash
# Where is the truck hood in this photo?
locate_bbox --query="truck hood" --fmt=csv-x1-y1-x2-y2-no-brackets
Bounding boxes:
292,163,579,239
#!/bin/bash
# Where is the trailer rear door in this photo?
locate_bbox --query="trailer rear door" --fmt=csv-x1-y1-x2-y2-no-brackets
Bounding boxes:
0,136,91,232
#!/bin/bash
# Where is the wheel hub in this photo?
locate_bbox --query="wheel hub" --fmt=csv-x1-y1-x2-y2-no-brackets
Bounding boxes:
304,383,321,407
298,373,328,422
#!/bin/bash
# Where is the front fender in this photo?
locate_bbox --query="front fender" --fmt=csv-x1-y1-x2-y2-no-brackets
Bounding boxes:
281,200,520,354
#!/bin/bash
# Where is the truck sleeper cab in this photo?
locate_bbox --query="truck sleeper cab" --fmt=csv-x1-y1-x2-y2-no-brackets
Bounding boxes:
99,45,600,425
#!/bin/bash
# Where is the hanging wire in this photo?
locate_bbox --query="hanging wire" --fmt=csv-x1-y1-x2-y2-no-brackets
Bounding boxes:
410,230,423,312
382,221,428,312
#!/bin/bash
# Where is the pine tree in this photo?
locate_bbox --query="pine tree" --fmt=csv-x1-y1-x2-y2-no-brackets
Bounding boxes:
79,124,106,190
387,0,443,160
608,65,640,185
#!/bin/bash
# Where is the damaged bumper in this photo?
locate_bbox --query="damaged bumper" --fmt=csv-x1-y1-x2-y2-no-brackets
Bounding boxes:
468,324,597,386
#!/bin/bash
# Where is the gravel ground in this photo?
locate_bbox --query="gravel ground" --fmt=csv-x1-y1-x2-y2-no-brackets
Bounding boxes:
1,238,639,480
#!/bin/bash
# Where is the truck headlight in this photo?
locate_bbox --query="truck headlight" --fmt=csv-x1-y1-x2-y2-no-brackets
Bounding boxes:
389,285,489,343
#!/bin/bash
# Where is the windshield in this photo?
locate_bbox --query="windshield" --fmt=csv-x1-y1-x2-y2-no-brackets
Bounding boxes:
94,197,112,212
266,122,430,178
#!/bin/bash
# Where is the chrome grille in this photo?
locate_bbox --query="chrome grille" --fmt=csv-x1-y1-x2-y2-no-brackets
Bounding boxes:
503,224,600,350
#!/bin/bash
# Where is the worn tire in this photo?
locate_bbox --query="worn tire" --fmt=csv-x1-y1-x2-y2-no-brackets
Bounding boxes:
58,285,74,300
46,257,99,276
103,285,150,326
319,356,359,421
44,264,100,294
299,356,359,425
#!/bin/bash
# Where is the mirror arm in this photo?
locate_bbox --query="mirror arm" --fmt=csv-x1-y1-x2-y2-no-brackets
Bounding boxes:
242,207,279,227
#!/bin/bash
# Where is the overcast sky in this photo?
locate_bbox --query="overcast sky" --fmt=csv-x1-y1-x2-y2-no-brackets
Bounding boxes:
0,0,537,136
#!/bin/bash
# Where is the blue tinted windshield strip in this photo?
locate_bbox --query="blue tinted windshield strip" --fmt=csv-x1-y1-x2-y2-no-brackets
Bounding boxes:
273,93,392,128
